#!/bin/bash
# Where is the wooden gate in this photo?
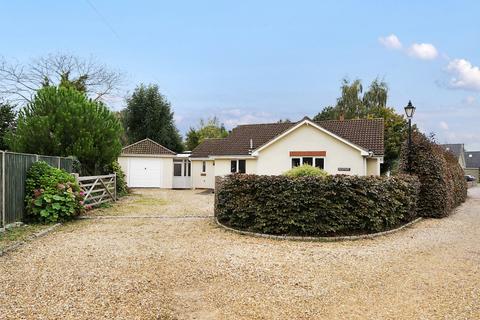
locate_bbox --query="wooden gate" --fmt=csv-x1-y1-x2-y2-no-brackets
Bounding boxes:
76,174,117,207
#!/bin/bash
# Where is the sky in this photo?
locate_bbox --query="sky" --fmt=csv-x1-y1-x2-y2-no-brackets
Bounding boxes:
1,1,479,149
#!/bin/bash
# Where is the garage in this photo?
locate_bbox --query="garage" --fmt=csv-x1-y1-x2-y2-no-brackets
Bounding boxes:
118,138,176,188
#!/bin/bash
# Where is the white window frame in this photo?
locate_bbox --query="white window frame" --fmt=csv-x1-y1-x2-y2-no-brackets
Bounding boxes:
291,156,325,169
202,161,206,173
230,159,246,173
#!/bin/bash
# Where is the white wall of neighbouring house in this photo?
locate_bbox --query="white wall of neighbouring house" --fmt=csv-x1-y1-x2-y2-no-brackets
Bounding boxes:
118,156,173,188
255,124,367,176
191,160,215,189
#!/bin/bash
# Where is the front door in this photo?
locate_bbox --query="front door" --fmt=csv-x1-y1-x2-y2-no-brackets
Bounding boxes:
172,159,192,189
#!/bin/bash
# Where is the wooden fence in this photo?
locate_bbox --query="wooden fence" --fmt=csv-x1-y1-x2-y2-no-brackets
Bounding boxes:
0,151,75,228
75,174,116,207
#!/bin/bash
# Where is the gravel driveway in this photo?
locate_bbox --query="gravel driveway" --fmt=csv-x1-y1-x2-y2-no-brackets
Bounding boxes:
0,188,479,319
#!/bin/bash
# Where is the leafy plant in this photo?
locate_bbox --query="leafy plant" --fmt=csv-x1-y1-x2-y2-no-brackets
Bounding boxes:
104,161,128,197
216,174,420,236
284,164,328,178
25,161,84,223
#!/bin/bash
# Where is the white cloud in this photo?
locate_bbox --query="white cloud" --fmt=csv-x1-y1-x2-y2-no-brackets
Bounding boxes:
408,43,438,60
219,109,275,128
464,95,476,105
446,59,480,91
378,34,402,50
439,121,449,130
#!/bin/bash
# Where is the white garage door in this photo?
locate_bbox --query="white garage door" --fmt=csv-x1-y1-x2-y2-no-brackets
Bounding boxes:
128,158,163,187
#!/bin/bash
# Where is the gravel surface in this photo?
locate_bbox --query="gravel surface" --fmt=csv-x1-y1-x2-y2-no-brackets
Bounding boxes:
0,188,479,319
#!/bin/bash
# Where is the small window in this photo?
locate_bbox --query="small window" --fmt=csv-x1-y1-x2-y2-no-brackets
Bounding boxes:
292,158,301,168
230,160,237,173
238,160,246,173
174,163,182,176
202,161,206,173
303,157,313,166
315,158,324,169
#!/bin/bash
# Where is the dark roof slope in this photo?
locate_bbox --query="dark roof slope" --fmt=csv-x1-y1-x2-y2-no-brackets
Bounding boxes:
190,118,384,157
121,138,176,155
465,151,480,168
440,144,464,158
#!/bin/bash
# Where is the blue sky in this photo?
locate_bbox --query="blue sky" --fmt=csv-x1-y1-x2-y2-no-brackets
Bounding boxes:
1,1,479,149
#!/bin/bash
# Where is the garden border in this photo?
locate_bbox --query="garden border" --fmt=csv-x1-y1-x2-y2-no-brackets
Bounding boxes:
215,217,423,242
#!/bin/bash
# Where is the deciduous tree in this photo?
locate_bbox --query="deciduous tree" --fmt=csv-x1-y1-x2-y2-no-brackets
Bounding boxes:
185,117,228,151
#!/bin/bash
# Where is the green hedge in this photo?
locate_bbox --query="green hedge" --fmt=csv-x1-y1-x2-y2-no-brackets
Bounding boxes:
400,132,467,218
216,174,420,236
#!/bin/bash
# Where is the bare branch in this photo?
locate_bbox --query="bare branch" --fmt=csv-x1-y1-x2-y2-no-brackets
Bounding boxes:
0,53,124,104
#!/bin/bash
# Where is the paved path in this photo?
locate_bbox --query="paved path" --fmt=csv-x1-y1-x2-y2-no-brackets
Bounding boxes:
0,188,479,319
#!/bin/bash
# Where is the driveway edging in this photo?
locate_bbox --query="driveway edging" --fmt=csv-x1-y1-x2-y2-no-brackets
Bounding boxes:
215,217,423,242
0,223,61,256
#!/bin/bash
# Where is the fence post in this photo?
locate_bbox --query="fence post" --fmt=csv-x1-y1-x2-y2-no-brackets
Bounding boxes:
57,157,61,169
114,172,117,201
1,151,4,229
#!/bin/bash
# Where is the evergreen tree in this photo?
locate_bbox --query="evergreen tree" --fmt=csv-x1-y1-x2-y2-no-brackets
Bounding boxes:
6,86,123,175
123,84,183,152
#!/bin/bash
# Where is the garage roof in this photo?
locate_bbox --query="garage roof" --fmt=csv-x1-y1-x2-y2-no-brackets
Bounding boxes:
121,138,176,156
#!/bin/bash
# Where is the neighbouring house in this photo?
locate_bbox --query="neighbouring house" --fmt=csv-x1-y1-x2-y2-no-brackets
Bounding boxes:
465,151,480,181
441,144,466,168
189,117,384,189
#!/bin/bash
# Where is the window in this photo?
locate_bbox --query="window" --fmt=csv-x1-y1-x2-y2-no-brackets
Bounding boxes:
292,158,301,167
315,158,324,170
202,161,206,173
291,157,325,170
238,160,246,173
173,163,182,176
231,159,246,173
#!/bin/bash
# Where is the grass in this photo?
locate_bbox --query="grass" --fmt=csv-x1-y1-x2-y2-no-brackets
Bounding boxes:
0,224,52,251
132,197,168,206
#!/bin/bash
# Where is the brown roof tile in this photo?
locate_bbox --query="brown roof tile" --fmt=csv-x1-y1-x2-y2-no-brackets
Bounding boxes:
122,138,176,156
190,118,384,157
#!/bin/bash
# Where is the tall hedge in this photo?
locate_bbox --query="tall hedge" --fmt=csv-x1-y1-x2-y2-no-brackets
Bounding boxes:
399,132,467,218
216,174,420,236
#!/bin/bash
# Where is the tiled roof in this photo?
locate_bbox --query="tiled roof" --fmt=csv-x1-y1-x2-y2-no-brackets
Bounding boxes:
465,151,480,168
190,118,384,157
440,144,464,158
121,138,176,156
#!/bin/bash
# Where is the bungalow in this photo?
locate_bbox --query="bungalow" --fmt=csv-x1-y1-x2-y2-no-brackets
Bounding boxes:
118,117,384,189
189,117,384,189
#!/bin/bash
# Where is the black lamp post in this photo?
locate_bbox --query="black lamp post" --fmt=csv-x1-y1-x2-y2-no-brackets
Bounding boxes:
404,100,416,173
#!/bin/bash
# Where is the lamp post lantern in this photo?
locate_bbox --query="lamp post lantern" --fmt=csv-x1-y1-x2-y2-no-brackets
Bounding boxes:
404,100,416,173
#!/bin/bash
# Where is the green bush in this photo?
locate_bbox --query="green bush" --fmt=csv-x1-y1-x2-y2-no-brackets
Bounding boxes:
104,161,128,197
216,174,420,236
284,164,328,177
25,161,84,223
399,132,467,217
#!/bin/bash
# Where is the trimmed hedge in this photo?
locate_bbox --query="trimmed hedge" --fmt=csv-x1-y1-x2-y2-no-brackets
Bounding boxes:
216,174,420,236
400,132,467,218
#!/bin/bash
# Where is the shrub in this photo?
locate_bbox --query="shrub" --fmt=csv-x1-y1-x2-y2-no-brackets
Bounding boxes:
25,161,84,223
104,161,128,197
216,174,420,236
399,132,467,217
284,164,328,177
